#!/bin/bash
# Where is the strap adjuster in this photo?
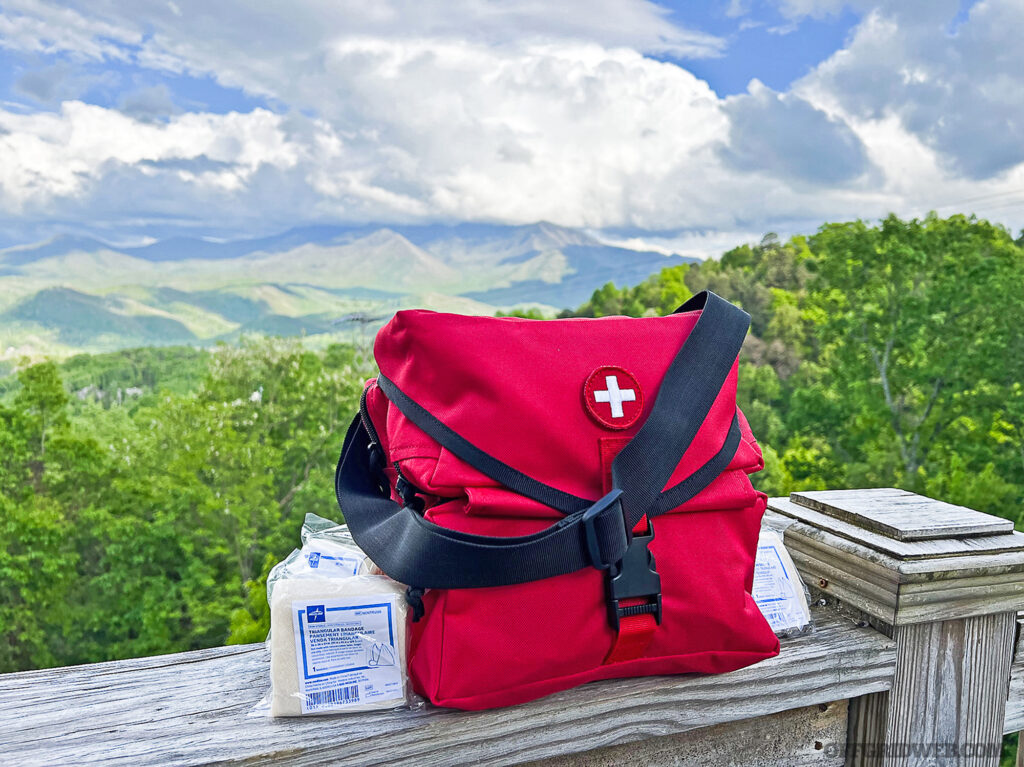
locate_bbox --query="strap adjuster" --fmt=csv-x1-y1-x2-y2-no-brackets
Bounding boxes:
582,489,627,570
396,474,426,513
367,441,389,496
606,524,662,631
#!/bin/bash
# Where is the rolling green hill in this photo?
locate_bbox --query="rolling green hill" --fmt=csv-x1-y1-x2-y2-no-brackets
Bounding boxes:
0,222,694,360
3,288,197,347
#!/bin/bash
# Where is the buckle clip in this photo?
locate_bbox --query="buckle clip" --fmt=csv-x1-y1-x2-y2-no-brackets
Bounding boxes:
396,473,425,513
366,441,390,497
582,489,626,571
606,523,662,631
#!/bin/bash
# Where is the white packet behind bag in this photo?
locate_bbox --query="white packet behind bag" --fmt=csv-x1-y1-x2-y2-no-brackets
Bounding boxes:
752,529,813,636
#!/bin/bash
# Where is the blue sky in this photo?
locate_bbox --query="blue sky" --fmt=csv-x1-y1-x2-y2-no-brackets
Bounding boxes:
658,1,862,96
0,2,863,111
0,0,1020,254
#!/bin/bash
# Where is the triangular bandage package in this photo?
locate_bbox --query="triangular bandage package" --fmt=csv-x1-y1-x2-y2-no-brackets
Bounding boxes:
264,516,411,716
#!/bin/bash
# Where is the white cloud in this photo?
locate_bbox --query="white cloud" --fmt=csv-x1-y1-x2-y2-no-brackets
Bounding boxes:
0,0,140,60
772,0,854,20
0,0,1022,246
0,103,299,211
0,42,740,232
721,79,871,185
796,0,1024,179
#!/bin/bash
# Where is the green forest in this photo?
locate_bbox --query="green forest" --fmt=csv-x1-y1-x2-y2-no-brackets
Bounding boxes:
2,212,1023,675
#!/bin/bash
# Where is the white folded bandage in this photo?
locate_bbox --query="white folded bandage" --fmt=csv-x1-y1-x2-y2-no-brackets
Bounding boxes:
269,572,408,716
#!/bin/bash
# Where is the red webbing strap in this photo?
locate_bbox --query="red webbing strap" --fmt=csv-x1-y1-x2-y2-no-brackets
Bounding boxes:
603,516,658,664
604,599,657,663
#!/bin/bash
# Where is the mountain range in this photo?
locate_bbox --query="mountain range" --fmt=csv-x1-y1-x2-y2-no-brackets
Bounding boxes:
0,222,694,360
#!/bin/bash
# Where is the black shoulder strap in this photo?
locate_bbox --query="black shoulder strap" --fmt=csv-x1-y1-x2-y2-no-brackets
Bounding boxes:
613,290,750,528
335,414,633,588
335,291,750,589
375,373,592,515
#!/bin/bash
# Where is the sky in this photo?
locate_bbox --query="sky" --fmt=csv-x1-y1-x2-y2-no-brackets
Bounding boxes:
0,0,1022,256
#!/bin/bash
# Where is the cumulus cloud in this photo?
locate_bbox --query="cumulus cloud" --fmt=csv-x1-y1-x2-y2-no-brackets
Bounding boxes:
0,0,1022,247
797,0,1024,179
0,45,742,232
0,103,299,209
721,80,870,185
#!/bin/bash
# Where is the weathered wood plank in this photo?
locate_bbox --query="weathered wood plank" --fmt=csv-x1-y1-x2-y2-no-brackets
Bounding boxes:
773,492,1023,765
772,499,1024,626
782,522,902,625
791,489,1013,541
880,612,1015,767
846,692,888,767
771,497,1024,561
530,700,848,767
1001,614,1024,734
0,608,894,767
1007,667,1024,734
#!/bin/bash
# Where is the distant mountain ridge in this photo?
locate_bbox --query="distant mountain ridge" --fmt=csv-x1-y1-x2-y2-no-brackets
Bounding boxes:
1,221,607,265
0,222,696,360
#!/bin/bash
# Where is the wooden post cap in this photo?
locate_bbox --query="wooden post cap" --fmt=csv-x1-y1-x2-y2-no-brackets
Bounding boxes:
791,488,1013,541
768,488,1024,626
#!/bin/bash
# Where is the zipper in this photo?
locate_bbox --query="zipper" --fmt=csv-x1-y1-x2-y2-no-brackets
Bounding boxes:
361,380,428,514
359,382,383,452
357,383,428,623
360,382,416,505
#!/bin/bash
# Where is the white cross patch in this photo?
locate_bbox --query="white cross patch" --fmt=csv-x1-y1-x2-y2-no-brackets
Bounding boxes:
593,375,636,419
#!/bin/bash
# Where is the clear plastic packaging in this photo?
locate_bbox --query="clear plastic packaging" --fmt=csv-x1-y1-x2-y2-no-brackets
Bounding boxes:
259,513,413,716
299,512,358,547
752,528,814,636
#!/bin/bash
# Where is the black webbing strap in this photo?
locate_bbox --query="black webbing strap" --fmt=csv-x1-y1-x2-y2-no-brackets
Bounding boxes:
656,413,742,515
335,414,631,588
335,290,750,589
613,291,750,528
375,374,592,515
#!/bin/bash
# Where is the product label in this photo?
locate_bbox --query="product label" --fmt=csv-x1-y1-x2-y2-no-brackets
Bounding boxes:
304,549,362,575
752,531,811,633
291,594,403,713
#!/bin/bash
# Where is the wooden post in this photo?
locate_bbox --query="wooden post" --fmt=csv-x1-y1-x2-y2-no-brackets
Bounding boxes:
769,489,1024,767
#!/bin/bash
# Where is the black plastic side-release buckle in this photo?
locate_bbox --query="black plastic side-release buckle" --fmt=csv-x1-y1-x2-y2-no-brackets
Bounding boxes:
367,441,389,497
395,473,425,512
606,522,662,631
405,586,426,622
582,489,627,570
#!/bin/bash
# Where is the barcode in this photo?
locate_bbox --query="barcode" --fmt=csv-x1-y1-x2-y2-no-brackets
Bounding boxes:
306,684,360,708
762,609,800,629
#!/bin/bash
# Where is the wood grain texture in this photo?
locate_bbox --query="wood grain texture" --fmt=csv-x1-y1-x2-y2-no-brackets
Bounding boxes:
791,489,1013,541
1007,666,1024,734
0,608,894,767
770,497,1024,561
772,500,1024,626
529,700,848,767
846,692,888,767
782,521,902,625
1001,615,1024,734
882,612,1015,767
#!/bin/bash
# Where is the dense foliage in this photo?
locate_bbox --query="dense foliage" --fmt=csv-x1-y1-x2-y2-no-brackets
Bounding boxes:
1,212,1022,674
568,214,1024,515
0,340,370,671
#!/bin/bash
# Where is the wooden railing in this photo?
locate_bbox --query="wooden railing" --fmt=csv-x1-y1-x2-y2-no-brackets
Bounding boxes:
2,488,1024,767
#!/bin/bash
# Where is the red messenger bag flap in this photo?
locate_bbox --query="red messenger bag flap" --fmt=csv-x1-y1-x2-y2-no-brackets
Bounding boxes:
336,290,780,710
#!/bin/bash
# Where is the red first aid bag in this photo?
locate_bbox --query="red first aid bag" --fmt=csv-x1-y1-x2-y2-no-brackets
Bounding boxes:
337,291,780,710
